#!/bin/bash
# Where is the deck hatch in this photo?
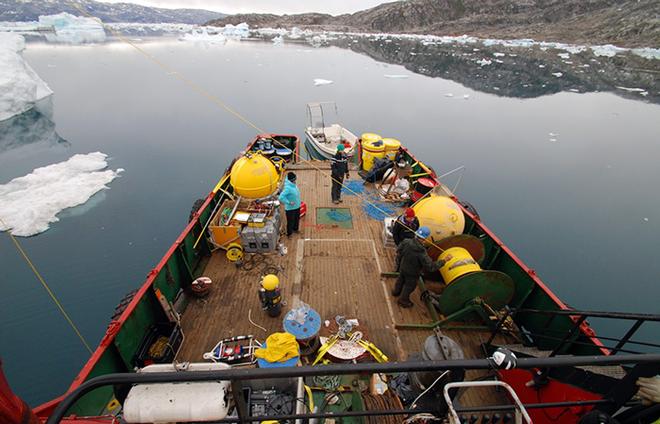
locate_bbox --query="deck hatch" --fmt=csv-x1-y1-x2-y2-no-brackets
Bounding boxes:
316,207,353,229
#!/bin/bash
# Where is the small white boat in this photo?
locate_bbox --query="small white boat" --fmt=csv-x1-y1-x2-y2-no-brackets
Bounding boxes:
304,102,358,160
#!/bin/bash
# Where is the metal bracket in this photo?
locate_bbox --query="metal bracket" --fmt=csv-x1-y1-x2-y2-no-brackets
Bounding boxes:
443,381,532,424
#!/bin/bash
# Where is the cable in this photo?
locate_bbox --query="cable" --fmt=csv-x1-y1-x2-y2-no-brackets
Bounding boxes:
410,370,449,409
248,309,267,333
0,217,93,354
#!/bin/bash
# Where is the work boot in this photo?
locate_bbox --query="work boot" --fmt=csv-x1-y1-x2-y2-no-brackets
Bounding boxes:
397,299,413,308
338,198,343,203
391,288,401,297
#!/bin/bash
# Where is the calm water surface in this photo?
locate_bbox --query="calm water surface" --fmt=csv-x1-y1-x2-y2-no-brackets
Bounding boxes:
1,37,659,405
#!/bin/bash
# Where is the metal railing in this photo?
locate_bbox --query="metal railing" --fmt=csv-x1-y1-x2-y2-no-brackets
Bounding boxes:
46,354,660,424
486,307,660,356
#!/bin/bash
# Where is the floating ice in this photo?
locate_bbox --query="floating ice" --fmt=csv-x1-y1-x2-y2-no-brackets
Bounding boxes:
39,13,106,44
0,152,123,237
179,28,227,44
617,86,647,93
221,22,249,38
557,53,570,59
643,217,649,222
313,79,333,86
463,94,470,99
384,74,409,79
272,35,283,44
549,132,559,137
538,64,546,68
444,93,454,97
549,138,558,142
552,72,563,77
0,34,53,122
476,58,492,66
492,52,505,57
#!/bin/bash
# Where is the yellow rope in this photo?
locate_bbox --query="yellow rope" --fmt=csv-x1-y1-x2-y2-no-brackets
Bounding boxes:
0,217,94,354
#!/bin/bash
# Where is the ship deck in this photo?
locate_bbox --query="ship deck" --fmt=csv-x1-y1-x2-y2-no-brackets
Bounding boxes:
178,161,515,408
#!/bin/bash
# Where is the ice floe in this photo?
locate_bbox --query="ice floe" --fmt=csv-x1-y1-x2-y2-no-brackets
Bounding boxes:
0,34,53,122
313,79,333,86
39,13,106,44
0,152,123,237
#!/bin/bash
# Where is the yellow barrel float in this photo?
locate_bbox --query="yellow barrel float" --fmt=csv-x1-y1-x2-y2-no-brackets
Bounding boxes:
412,195,465,241
382,137,401,160
229,152,280,199
438,247,481,284
361,133,385,171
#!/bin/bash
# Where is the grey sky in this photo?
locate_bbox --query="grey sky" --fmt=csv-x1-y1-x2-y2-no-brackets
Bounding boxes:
99,0,391,15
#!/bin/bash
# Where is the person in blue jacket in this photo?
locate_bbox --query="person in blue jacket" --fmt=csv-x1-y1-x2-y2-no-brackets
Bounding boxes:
279,172,301,236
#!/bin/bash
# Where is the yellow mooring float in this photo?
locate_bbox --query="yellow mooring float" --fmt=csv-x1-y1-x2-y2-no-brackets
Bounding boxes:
412,195,465,241
229,151,280,199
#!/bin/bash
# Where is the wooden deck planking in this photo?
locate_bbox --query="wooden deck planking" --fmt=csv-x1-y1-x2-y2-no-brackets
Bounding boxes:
178,161,514,407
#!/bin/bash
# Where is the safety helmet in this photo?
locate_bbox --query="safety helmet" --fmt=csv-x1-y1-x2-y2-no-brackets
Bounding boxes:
336,144,345,151
404,208,415,219
262,274,280,291
416,226,431,239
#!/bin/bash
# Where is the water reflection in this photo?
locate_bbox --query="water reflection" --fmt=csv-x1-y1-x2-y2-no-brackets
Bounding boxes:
331,37,659,104
0,99,69,155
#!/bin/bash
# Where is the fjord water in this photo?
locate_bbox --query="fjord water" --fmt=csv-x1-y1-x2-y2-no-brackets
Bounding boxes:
1,37,659,405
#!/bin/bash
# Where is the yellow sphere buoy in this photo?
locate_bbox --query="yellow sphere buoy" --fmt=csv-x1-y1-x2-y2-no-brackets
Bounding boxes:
438,247,481,284
262,274,280,291
230,152,280,199
412,195,465,241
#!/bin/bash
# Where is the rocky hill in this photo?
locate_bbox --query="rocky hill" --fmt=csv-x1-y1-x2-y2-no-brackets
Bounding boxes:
208,0,660,47
0,0,225,24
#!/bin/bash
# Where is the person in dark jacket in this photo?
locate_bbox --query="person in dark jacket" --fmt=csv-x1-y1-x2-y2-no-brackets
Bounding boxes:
392,207,420,245
330,144,349,204
278,172,301,236
393,226,452,308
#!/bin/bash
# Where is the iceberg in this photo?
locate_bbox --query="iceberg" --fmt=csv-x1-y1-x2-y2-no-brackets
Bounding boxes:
179,28,227,44
39,13,106,44
221,22,250,38
0,34,53,122
0,152,123,237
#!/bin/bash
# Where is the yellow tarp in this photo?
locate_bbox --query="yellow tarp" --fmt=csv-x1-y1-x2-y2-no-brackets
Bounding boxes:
254,332,299,363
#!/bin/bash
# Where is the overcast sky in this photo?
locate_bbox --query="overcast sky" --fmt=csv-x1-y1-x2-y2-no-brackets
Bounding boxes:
99,0,391,15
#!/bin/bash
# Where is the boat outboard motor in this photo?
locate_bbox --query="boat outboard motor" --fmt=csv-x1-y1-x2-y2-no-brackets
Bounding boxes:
408,328,465,415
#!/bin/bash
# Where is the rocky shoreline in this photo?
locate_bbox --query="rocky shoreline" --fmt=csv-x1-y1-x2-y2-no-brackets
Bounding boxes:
207,0,660,49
